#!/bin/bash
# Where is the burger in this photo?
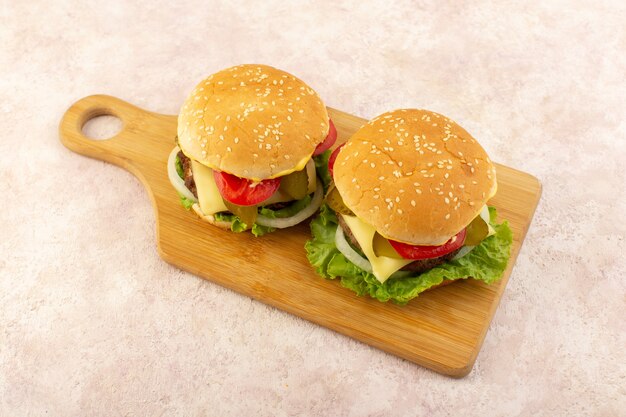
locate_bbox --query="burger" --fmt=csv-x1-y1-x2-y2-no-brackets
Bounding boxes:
167,64,337,235
305,109,512,304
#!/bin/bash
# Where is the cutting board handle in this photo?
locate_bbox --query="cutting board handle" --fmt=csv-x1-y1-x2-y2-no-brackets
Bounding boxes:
59,94,175,169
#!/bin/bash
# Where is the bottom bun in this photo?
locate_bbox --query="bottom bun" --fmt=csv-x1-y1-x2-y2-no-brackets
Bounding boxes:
191,204,233,230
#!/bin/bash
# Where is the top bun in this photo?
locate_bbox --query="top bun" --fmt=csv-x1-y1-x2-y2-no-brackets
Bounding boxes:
334,109,497,246
177,64,330,181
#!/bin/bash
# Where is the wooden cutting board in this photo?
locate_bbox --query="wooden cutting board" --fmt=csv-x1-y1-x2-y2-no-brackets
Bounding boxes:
59,95,541,377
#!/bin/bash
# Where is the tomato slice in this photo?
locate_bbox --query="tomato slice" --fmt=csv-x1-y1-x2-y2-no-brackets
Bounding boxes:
388,228,467,260
313,119,337,156
213,171,281,206
328,142,346,178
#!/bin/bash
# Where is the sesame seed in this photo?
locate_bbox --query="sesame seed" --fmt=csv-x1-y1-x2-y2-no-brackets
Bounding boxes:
445,214,450,220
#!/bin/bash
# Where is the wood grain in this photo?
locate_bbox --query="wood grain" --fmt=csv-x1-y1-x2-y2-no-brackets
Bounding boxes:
59,95,541,377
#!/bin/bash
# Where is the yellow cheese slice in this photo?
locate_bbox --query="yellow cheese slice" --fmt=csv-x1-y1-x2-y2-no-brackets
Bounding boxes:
340,215,414,283
190,160,317,215
190,160,229,215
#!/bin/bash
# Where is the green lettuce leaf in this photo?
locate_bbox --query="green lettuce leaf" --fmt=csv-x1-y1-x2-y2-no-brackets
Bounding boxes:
305,205,513,305
175,154,185,179
214,212,250,234
313,150,332,192
178,194,195,210
214,194,314,237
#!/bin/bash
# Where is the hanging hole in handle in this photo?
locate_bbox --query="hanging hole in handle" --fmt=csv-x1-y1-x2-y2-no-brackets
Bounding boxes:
82,114,123,140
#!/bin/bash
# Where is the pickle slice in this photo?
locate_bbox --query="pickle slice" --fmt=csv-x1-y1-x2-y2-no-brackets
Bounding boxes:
464,214,489,246
280,168,309,200
325,185,354,216
223,200,258,227
372,232,404,258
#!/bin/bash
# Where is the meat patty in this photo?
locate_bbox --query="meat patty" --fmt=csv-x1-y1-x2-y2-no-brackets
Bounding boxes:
177,151,197,198
336,214,460,274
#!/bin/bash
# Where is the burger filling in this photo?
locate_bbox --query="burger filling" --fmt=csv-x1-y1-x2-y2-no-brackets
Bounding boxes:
336,215,461,274
172,149,323,236
305,202,513,304
332,206,495,284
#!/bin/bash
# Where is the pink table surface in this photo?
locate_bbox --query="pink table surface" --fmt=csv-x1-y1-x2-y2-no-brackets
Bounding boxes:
1,1,624,416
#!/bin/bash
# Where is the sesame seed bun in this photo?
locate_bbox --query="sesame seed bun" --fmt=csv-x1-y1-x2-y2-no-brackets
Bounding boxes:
177,64,329,181
333,109,497,246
